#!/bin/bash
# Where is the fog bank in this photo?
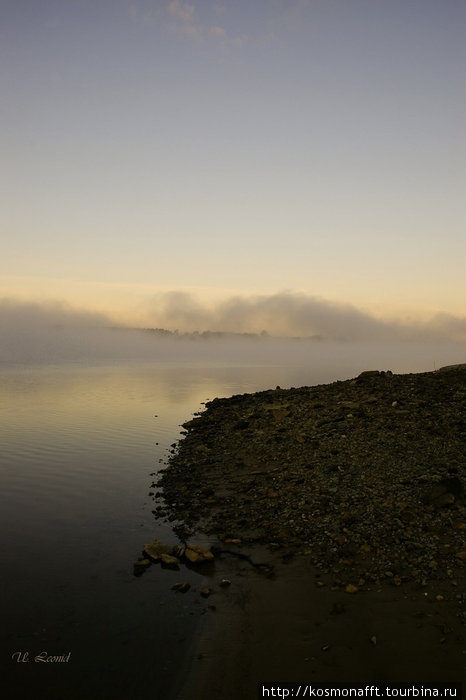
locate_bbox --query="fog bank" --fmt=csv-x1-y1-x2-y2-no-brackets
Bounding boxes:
0,298,464,377
144,291,466,342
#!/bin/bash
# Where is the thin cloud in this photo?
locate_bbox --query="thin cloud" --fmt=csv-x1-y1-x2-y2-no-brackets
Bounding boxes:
209,25,226,37
165,1,245,48
167,0,196,24
212,3,226,16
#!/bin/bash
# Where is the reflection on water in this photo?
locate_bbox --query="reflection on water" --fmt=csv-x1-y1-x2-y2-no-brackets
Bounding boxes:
1,347,465,698
0,361,327,700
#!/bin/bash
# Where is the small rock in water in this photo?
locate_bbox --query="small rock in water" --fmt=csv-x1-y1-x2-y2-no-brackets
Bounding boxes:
160,552,180,569
219,578,232,587
172,582,190,593
134,558,151,569
345,584,359,594
144,539,173,562
200,587,212,598
172,544,186,558
133,559,152,576
184,544,214,564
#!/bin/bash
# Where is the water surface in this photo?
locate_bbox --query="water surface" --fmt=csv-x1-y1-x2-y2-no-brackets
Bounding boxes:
1,344,464,698
1,361,323,699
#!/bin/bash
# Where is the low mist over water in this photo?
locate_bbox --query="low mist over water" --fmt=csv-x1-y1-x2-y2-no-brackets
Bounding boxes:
0,298,465,378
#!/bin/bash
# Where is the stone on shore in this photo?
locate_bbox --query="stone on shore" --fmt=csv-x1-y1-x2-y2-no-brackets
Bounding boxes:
144,539,173,562
172,582,190,593
160,552,180,569
184,544,215,564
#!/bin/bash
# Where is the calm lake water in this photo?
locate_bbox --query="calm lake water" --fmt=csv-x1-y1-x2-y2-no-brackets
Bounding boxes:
0,359,333,700
1,343,464,698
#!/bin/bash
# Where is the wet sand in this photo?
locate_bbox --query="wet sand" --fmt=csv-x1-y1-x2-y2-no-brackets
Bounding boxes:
177,547,465,699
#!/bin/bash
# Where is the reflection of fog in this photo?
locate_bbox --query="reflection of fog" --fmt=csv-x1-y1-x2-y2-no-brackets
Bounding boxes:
1,335,465,400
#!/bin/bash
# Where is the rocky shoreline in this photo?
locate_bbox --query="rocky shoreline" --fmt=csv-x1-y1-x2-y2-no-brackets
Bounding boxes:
145,366,466,695
153,367,465,601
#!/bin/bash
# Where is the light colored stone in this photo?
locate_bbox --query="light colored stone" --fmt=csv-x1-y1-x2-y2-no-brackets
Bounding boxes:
144,539,173,562
160,552,180,569
172,582,190,593
184,544,214,564
133,559,151,570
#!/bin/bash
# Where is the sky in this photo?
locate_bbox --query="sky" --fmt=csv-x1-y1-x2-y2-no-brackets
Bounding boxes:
1,0,465,335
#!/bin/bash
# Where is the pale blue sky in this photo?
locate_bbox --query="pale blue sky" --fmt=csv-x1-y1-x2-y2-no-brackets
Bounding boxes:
1,0,465,326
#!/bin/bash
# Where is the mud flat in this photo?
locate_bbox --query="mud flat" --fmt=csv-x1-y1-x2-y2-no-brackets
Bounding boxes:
154,367,466,697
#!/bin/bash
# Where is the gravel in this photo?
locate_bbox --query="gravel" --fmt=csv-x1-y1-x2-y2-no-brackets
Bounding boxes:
154,368,466,593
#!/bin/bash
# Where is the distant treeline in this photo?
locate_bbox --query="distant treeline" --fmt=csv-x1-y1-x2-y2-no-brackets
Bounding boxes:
109,327,324,341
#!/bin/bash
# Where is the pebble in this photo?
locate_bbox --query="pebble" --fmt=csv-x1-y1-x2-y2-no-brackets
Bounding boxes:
184,544,215,564
160,552,180,569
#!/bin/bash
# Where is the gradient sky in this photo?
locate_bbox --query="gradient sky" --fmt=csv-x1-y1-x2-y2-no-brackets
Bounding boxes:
1,0,465,328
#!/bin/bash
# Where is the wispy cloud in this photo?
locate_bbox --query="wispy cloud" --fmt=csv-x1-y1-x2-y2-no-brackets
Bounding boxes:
209,25,226,37
167,0,196,24
164,0,246,48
